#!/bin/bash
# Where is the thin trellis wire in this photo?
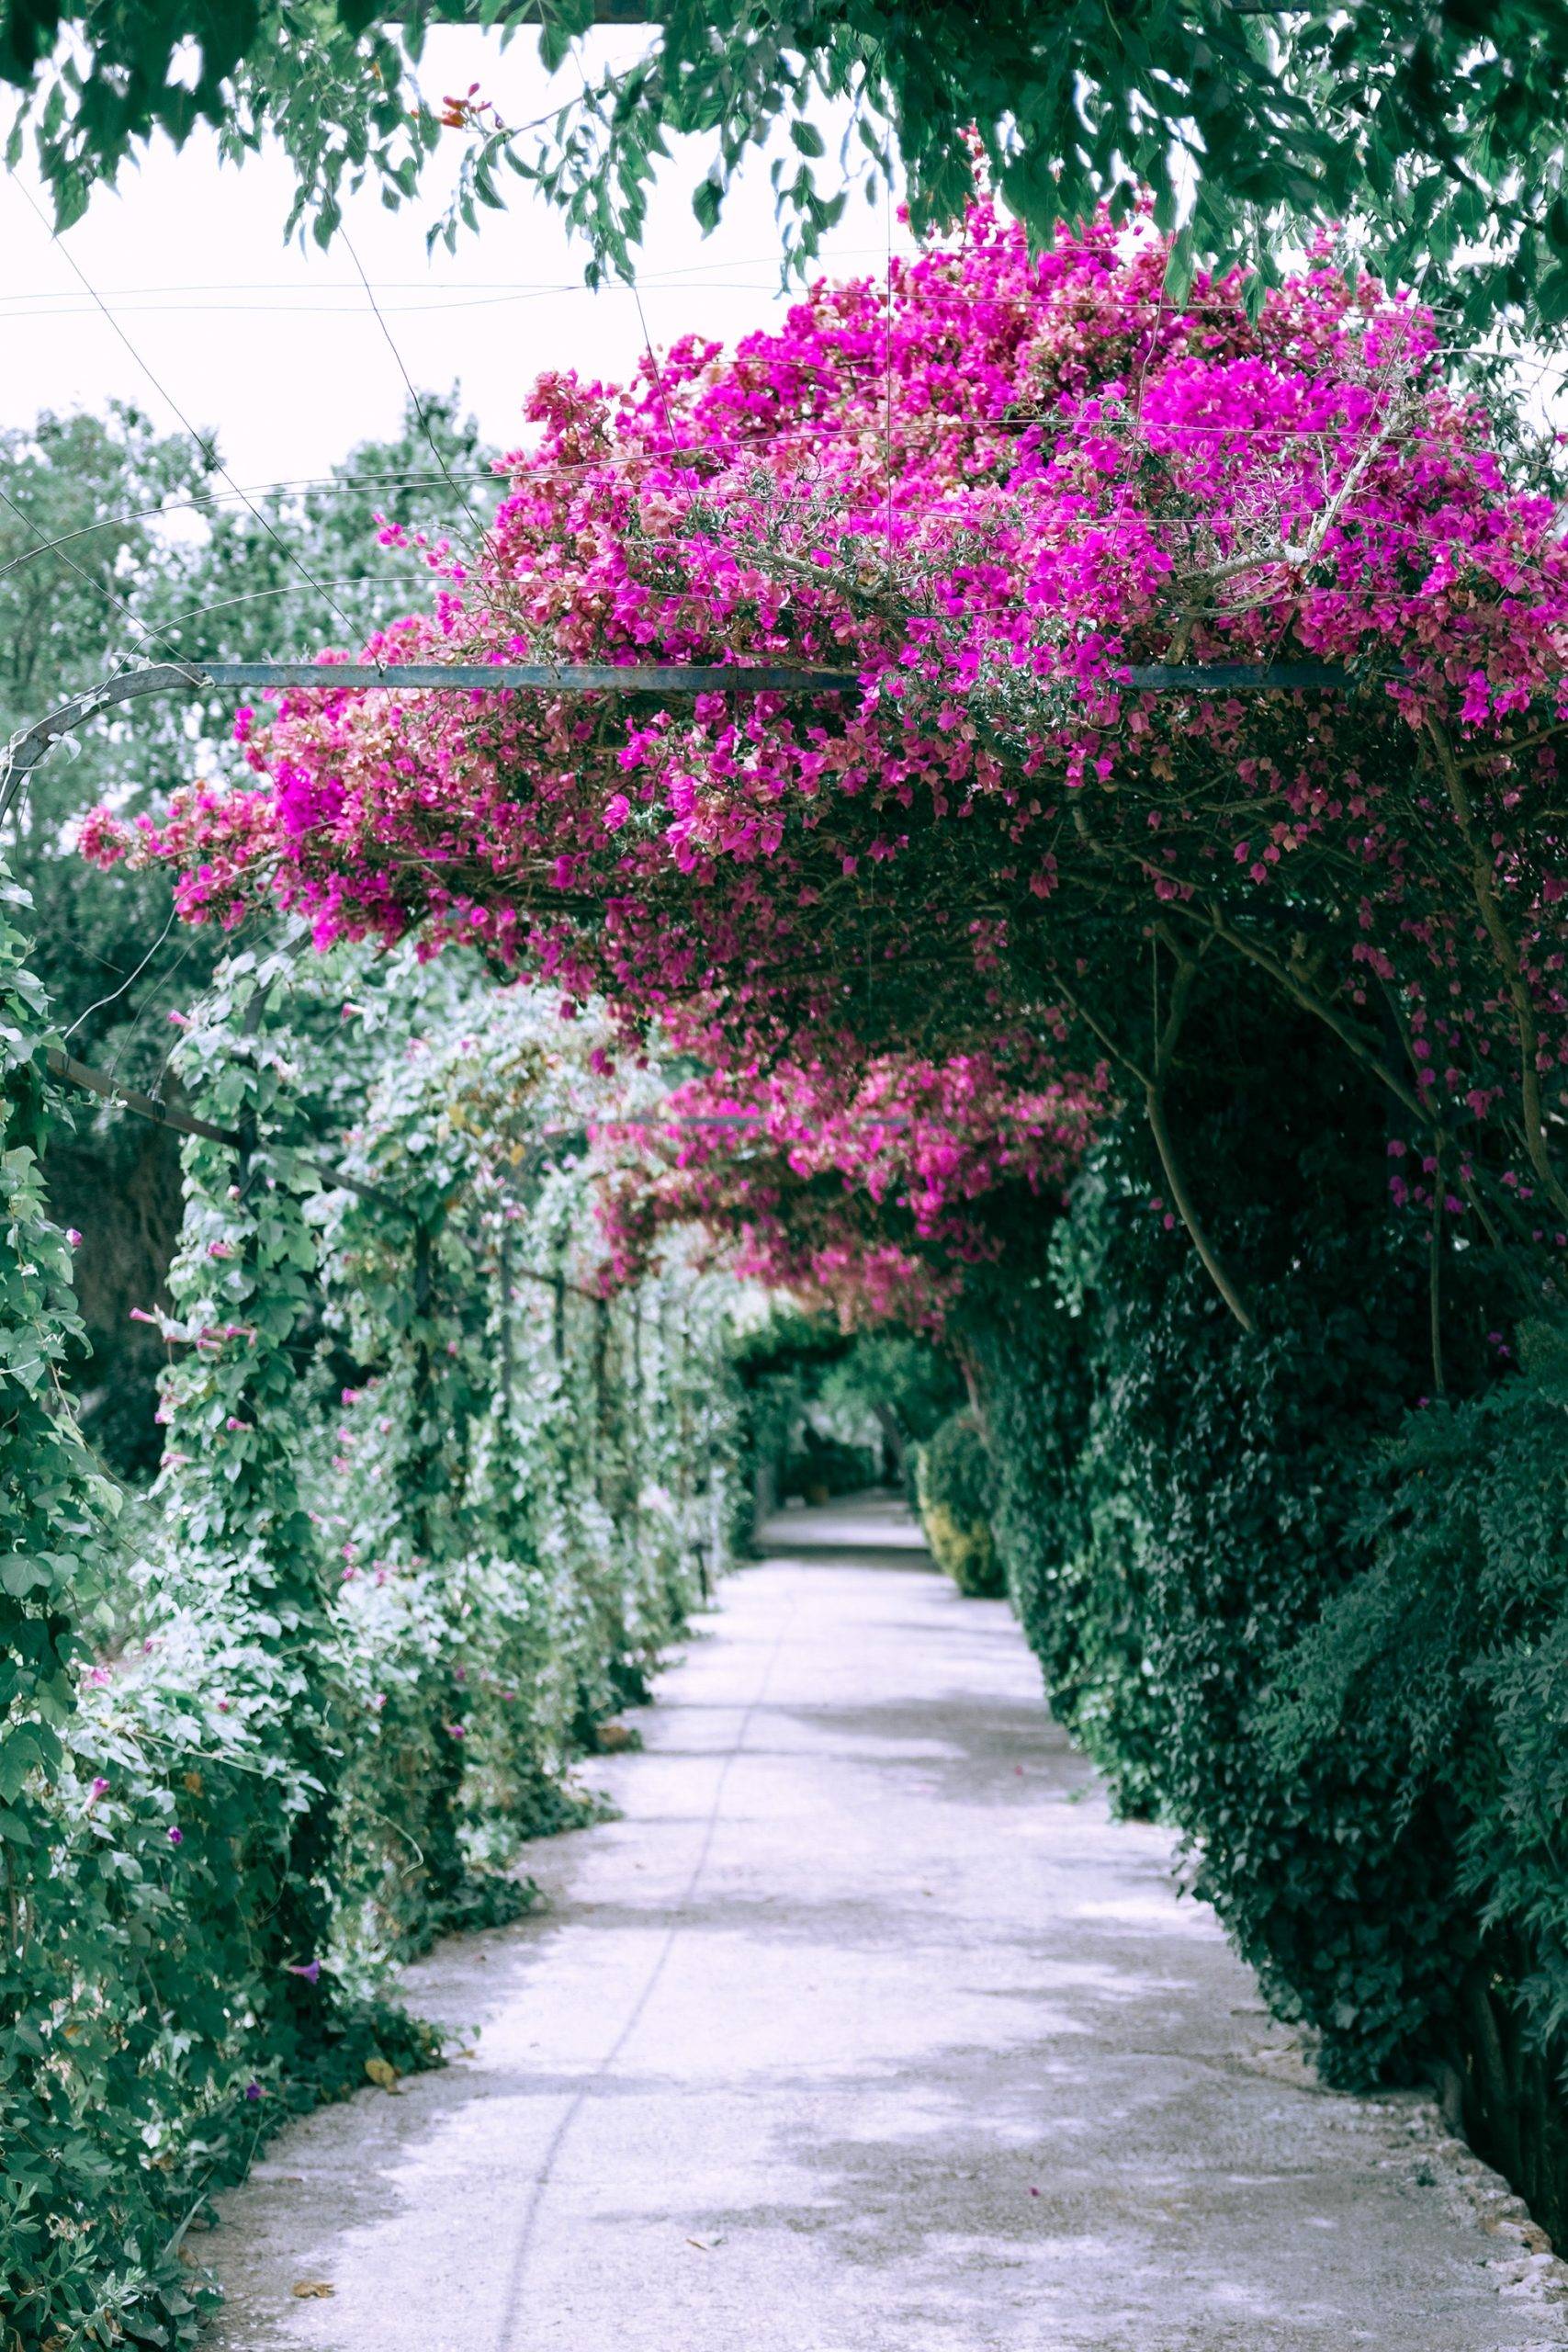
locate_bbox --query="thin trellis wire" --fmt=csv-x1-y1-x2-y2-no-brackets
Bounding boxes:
0,468,508,585
14,179,370,646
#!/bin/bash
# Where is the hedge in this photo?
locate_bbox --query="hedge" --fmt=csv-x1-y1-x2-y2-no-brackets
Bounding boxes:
914,1410,1005,1597
963,1021,1568,2228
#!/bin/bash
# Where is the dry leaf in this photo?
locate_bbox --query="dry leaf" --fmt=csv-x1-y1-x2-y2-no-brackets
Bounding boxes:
291,2280,334,2299
364,2055,399,2089
596,1720,636,1753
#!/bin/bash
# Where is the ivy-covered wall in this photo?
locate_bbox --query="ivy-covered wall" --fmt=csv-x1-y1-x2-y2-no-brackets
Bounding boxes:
0,914,744,2351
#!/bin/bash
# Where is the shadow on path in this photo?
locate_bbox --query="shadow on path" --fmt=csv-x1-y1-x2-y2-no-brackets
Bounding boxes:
205,1498,1554,2352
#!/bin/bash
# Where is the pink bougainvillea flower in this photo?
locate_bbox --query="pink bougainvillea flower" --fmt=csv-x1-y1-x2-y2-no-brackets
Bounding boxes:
83,198,1568,1323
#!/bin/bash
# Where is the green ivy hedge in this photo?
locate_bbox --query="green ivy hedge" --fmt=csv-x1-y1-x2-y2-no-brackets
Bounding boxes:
914,1409,1005,1597
963,1024,1568,2229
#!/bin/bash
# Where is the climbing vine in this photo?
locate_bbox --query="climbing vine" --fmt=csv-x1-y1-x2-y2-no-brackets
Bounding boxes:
0,925,744,2349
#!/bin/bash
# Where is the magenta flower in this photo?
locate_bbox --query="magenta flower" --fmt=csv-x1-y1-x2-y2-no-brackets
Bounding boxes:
286,1958,322,1984
168,1826,184,1847
74,199,1568,1330
65,1227,83,1248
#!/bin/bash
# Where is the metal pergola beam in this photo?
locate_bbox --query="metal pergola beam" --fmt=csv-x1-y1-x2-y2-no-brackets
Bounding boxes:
0,655,1376,825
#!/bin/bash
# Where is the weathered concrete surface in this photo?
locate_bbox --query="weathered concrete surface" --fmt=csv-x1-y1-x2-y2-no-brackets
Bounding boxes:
207,1498,1564,2351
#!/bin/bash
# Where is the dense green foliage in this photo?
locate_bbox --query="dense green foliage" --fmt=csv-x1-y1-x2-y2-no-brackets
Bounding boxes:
913,1410,1001,1599
6,4,1568,333
818,1330,964,1496
1264,1336,1568,2227
730,1317,958,1521
961,1259,1167,1807
0,921,742,2349
958,1014,1568,2222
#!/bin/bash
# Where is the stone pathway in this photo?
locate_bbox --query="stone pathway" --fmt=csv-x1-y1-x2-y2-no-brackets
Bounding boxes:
208,1497,1564,2350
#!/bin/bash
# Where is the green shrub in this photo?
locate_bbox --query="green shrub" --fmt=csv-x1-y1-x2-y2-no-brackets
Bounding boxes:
915,1409,1005,1596
961,1238,1168,1815
973,1048,1458,2062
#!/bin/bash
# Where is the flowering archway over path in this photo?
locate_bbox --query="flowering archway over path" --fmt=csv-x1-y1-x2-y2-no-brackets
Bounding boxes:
92,203,1568,1329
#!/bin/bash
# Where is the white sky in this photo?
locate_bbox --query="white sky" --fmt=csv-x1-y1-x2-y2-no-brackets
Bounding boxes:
1,27,918,491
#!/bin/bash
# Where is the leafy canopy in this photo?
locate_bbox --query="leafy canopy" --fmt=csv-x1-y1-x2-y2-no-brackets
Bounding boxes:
6,3,1568,333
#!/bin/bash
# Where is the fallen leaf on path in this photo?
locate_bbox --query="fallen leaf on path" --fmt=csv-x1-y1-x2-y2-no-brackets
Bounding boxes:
291,2280,335,2299
364,2056,400,2089
685,2233,726,2252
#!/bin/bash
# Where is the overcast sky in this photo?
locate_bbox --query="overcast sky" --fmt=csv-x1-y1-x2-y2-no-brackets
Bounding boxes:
2,26,919,492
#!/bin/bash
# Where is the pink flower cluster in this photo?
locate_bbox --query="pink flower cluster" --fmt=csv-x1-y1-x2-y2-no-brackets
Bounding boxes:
83,200,1568,1316
595,1045,1106,1322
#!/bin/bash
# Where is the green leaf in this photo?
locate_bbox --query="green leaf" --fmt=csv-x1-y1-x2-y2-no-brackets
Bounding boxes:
0,1723,59,1804
692,175,724,235
0,1554,56,1598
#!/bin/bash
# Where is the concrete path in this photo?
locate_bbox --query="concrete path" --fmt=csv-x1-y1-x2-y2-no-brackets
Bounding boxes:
208,1498,1562,2351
